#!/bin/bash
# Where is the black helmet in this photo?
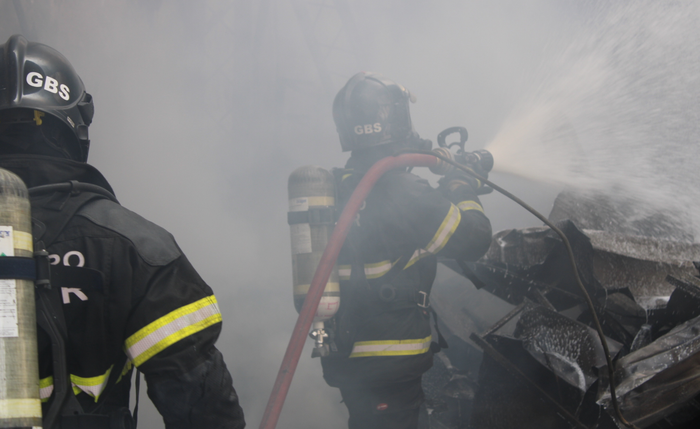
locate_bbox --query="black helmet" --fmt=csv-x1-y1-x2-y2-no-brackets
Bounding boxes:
0,35,94,162
333,72,417,152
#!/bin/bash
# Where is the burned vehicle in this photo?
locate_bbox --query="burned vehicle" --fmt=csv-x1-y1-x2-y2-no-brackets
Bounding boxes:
424,192,700,429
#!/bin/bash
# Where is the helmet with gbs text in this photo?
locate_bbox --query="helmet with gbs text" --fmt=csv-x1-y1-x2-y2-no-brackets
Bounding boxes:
0,35,94,162
333,72,422,152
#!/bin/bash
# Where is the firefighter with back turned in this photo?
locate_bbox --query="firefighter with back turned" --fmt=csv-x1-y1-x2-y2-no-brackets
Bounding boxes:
321,72,493,429
0,35,245,429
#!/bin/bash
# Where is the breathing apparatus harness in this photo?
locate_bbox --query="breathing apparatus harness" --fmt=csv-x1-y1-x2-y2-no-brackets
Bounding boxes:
9,182,139,429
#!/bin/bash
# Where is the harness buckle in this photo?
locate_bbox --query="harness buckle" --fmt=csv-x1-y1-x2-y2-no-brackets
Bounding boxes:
417,291,429,308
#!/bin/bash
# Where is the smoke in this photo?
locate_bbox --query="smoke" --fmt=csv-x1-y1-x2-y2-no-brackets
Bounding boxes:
4,0,697,427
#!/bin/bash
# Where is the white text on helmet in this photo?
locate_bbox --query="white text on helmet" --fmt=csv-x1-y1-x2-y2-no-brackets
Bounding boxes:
354,123,382,135
26,72,71,101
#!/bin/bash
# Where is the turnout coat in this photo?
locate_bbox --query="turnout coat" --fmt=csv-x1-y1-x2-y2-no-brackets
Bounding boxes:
0,155,245,429
321,160,492,388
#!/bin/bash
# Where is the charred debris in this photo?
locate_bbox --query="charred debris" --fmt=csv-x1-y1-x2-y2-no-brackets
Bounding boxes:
424,194,700,428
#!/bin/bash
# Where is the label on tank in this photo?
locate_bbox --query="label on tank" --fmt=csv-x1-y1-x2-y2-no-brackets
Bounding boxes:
290,223,313,254
0,226,13,257
289,198,309,212
0,279,18,337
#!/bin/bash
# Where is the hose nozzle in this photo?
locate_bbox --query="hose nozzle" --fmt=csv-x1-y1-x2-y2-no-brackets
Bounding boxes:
429,148,494,176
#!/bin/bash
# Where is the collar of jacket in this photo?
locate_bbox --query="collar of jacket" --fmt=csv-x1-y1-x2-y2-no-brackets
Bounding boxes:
0,154,115,196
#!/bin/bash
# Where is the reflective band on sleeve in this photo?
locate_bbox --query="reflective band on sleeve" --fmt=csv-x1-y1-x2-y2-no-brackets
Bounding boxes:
425,204,461,254
338,260,395,281
457,200,484,213
70,366,112,402
0,398,42,418
125,295,222,367
349,335,432,357
39,376,54,402
404,204,461,269
13,230,33,252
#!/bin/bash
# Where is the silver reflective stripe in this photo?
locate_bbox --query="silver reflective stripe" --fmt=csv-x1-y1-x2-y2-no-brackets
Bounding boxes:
404,204,461,269
338,260,394,280
125,296,222,367
338,265,351,280
349,335,432,357
425,204,461,254
70,366,112,400
39,377,53,401
39,368,113,402
364,260,393,279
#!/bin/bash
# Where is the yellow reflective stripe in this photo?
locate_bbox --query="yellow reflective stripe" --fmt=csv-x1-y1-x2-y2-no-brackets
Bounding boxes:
404,204,461,270
70,366,112,402
425,204,461,254
338,260,395,280
457,200,484,213
13,230,33,252
349,335,432,358
294,282,340,295
364,260,393,279
338,265,351,280
125,296,222,367
40,376,54,402
0,398,41,419
404,248,429,270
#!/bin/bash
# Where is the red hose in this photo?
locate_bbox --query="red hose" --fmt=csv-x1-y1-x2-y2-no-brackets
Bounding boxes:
259,154,438,429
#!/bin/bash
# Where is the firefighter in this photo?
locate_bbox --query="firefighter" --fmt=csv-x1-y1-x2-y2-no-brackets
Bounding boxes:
0,35,245,428
321,72,493,429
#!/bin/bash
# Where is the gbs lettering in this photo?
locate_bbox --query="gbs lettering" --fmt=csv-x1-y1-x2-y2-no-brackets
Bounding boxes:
26,72,71,101
354,123,382,135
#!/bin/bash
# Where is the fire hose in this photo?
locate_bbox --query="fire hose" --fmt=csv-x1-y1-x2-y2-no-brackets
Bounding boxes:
260,151,637,429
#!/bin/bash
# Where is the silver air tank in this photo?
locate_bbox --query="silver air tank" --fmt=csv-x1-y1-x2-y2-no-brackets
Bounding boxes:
0,168,41,427
287,166,340,357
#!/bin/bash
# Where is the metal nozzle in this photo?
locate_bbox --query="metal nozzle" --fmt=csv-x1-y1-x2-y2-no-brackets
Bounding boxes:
429,148,494,177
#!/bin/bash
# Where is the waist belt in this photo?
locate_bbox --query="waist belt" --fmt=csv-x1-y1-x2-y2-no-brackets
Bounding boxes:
377,283,429,308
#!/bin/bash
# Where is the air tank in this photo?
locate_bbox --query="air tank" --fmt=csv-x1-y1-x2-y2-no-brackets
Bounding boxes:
287,166,340,356
0,168,41,428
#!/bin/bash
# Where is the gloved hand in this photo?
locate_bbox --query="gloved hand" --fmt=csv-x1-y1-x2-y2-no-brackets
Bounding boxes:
439,165,485,192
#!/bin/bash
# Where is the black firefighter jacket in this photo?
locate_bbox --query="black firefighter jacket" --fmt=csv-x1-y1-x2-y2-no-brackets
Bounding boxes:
0,155,245,429
321,163,492,389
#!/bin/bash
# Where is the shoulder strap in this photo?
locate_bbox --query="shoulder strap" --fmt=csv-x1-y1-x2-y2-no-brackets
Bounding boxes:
34,259,85,428
29,181,117,248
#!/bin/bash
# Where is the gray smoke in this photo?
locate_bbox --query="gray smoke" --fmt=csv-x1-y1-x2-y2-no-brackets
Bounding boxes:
3,1,696,427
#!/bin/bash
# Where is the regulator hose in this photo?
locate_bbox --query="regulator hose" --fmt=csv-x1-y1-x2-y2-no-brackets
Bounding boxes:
259,154,439,429
400,148,638,429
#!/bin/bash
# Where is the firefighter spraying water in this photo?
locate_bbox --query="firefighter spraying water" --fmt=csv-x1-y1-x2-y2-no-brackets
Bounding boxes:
265,71,653,429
